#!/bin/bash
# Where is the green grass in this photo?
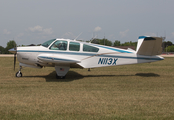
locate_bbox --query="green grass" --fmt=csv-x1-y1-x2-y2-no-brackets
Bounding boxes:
0,57,174,120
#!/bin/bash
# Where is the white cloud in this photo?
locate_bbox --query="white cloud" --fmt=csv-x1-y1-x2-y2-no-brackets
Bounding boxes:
17,33,24,38
119,29,129,37
28,25,53,35
144,32,157,37
43,28,53,35
108,34,116,40
172,32,174,36
3,29,11,35
29,25,42,32
94,26,102,32
62,32,75,39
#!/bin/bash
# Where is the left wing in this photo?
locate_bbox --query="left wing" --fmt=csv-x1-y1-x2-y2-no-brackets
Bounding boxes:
37,54,81,64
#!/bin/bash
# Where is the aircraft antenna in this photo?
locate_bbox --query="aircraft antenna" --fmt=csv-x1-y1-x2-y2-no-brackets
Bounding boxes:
104,33,105,45
164,30,166,40
74,32,83,40
90,35,97,43
161,31,166,41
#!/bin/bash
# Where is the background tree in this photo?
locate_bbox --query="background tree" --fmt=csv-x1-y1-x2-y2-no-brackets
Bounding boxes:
113,40,120,46
121,42,130,46
0,46,5,54
100,38,112,46
163,41,173,48
121,41,137,47
91,38,112,46
91,39,100,44
5,40,17,54
162,41,173,52
165,45,174,52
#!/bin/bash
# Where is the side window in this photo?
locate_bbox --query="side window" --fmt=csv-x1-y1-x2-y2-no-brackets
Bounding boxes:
50,40,67,50
83,44,99,52
69,42,80,51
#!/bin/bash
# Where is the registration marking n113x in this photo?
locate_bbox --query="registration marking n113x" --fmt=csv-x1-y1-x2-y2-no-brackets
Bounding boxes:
98,58,118,65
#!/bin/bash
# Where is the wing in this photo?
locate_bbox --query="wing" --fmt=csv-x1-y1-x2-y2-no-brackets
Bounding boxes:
37,54,81,64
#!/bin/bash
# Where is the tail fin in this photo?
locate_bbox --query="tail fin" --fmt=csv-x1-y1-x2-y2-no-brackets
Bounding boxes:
136,36,163,56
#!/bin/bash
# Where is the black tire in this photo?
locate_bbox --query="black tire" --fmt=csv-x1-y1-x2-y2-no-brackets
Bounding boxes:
16,72,22,77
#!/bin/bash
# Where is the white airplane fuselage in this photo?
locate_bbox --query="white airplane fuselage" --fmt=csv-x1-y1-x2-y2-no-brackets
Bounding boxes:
17,39,163,67
10,36,164,78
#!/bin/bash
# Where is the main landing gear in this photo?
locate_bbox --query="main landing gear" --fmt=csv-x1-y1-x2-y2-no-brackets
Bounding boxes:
16,66,22,77
15,65,69,79
55,66,69,79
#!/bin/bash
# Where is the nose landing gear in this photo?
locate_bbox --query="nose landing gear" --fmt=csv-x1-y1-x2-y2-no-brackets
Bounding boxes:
16,66,22,77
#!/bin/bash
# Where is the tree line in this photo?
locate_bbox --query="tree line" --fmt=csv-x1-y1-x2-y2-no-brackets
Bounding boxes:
162,41,174,52
89,38,137,47
0,40,17,54
90,38,174,52
1,39,174,54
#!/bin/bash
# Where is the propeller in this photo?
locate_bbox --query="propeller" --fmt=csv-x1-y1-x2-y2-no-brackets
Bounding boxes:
14,47,17,71
8,44,17,71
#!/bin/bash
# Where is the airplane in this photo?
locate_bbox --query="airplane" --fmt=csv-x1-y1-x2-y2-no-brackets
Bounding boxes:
9,36,164,79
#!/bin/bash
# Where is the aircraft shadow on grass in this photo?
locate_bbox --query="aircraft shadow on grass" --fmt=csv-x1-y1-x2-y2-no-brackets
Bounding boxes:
135,73,160,77
23,71,160,82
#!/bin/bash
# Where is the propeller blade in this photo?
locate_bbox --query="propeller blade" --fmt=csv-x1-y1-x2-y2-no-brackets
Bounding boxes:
13,43,17,71
14,53,16,71
8,42,17,71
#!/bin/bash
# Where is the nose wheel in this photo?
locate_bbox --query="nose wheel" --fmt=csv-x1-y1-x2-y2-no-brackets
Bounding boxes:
16,66,22,77
16,71,22,77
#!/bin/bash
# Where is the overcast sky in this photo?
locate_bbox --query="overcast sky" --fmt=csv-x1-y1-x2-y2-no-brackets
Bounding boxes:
0,0,174,47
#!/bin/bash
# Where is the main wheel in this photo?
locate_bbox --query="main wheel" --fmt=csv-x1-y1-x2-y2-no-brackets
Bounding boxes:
16,71,22,77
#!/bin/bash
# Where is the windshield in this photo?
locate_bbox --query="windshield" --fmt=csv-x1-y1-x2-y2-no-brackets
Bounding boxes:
41,39,56,48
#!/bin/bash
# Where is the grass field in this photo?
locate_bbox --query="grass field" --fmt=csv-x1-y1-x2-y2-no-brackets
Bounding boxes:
0,57,174,120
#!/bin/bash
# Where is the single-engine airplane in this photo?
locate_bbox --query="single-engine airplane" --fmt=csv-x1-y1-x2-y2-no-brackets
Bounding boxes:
9,36,164,79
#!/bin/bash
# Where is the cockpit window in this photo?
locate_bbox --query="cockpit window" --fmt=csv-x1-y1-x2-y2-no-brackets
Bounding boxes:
50,40,67,51
83,44,99,52
42,39,56,48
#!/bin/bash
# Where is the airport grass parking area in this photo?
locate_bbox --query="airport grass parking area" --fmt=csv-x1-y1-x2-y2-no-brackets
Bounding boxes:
0,57,174,120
